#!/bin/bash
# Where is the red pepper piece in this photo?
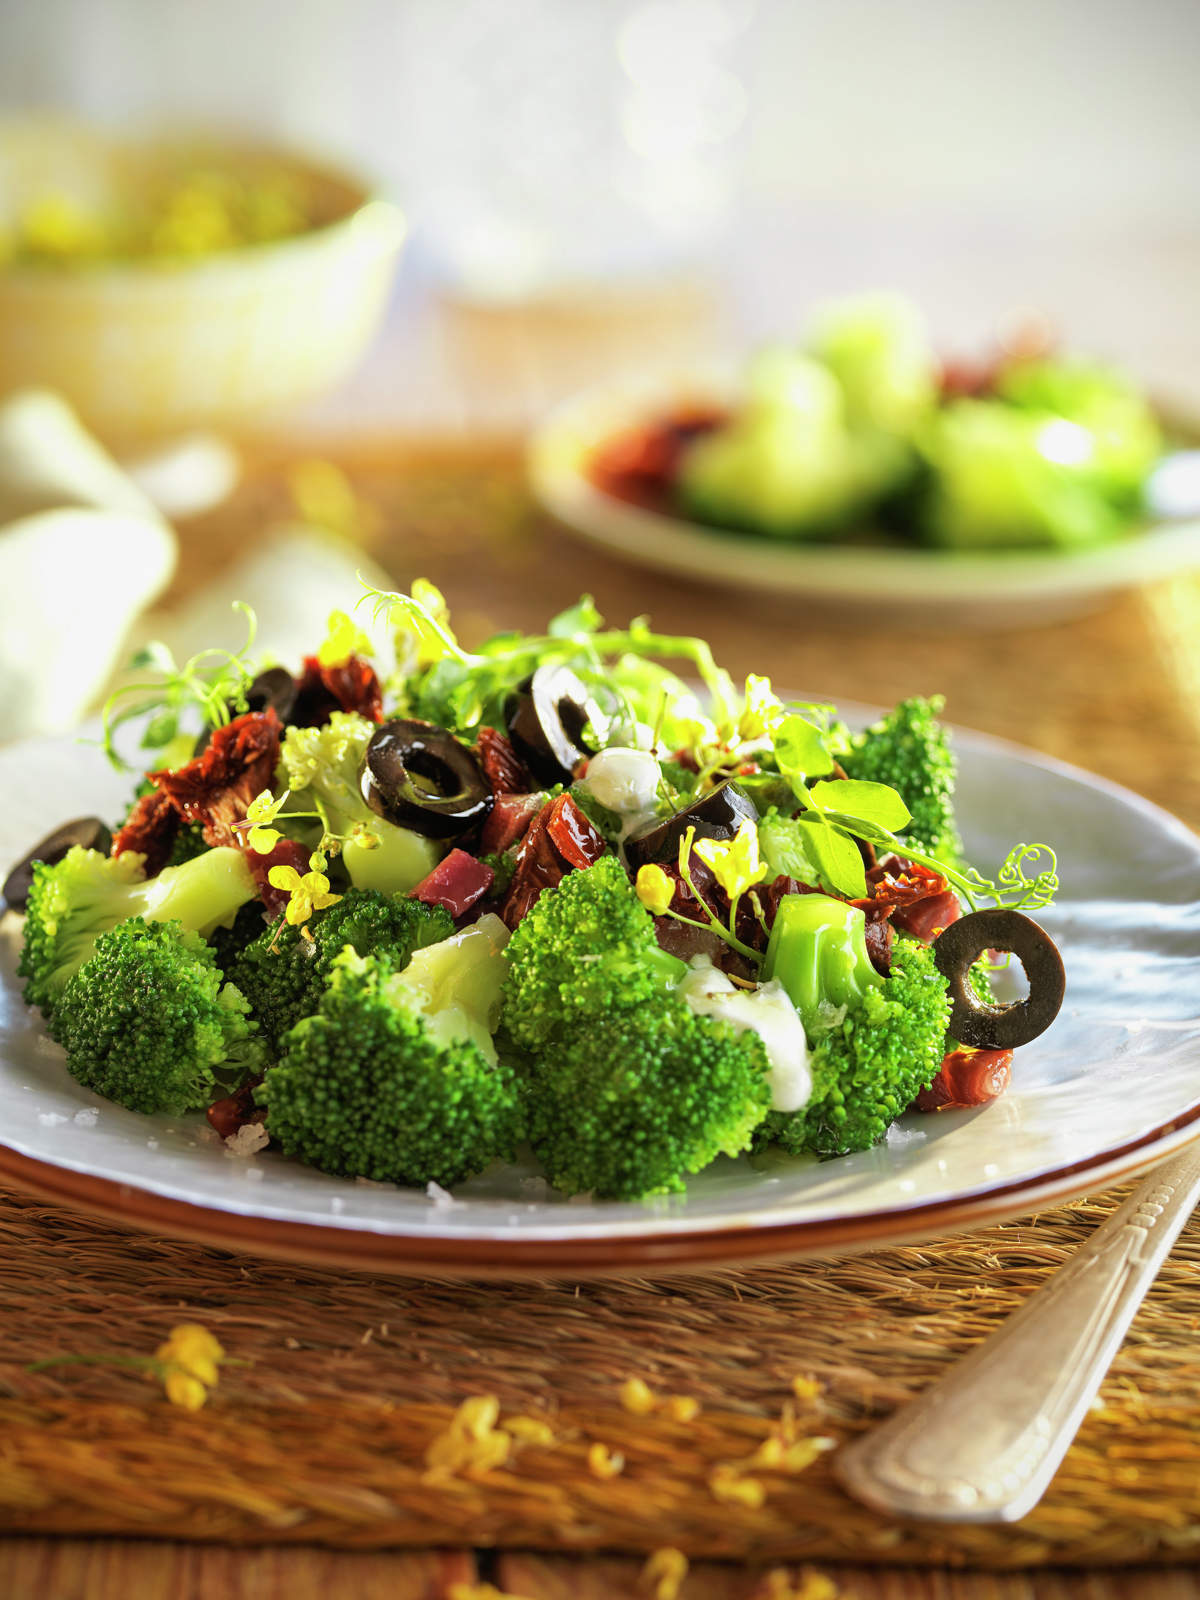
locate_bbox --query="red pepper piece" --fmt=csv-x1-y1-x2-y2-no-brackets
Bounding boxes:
410,849,495,919
913,1047,1013,1112
480,791,546,856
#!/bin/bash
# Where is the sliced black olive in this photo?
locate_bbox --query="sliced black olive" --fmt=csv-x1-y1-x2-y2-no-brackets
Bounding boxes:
932,908,1066,1050
360,718,493,839
244,667,297,723
3,817,113,912
624,780,758,873
505,665,605,787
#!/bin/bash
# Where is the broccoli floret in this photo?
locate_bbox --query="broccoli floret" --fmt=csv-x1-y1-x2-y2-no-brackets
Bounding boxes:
759,936,951,1157
166,822,210,869
840,695,961,864
263,934,521,1189
524,996,772,1199
208,900,270,978
757,809,821,888
19,844,257,1016
50,918,265,1115
229,886,454,1054
501,855,685,1054
279,712,441,894
762,892,884,1034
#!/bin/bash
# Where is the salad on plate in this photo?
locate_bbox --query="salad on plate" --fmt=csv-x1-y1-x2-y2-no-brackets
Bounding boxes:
590,294,1164,553
2,584,1066,1202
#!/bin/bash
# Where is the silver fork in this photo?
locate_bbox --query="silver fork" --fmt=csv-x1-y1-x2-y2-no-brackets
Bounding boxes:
834,1139,1200,1523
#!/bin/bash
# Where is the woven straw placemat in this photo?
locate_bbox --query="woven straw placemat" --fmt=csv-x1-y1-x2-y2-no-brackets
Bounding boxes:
2,1182,1198,1566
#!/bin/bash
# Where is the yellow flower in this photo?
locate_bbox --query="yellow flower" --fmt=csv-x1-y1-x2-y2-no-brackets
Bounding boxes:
641,1548,689,1600
693,820,767,902
620,1376,658,1415
242,787,289,854
635,864,675,918
268,864,342,927
317,609,373,668
587,1442,625,1479
738,674,785,740
155,1323,225,1411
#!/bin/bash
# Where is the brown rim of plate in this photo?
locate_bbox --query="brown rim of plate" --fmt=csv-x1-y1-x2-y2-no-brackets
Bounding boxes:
1,1105,1198,1279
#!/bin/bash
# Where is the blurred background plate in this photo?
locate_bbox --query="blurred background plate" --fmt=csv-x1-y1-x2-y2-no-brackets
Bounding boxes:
529,369,1200,627
1,720,1198,1274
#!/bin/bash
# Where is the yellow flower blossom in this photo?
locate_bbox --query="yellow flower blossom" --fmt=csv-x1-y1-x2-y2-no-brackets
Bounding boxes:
665,1394,700,1423
240,787,289,854
791,1375,822,1403
155,1323,225,1411
587,1441,625,1479
268,862,342,927
620,1376,658,1415
635,865,675,918
738,674,785,740
758,1569,841,1600
693,820,767,902
640,1547,689,1600
504,1414,556,1446
317,609,373,668
708,1465,765,1509
424,1395,512,1479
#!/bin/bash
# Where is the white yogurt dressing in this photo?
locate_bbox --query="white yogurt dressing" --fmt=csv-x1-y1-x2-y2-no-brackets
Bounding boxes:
677,956,811,1113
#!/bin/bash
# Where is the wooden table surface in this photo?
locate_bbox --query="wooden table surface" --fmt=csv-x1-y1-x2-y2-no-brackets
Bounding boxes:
6,433,1200,1599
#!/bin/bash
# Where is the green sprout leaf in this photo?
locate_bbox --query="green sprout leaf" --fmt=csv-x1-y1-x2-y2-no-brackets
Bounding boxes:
548,595,603,638
809,779,912,832
798,815,868,899
773,716,836,786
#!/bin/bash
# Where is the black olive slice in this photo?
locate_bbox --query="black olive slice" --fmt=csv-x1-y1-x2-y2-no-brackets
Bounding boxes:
3,817,113,913
505,665,605,787
244,667,297,723
624,780,759,873
932,908,1065,1050
360,719,493,839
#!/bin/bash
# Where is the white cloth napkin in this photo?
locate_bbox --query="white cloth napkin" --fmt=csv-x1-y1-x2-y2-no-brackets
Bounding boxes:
0,390,177,743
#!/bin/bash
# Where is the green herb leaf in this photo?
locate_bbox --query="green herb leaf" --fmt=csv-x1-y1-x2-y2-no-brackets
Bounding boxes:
548,596,603,638
773,716,835,784
810,779,912,832
140,710,179,750
798,815,867,899
130,642,176,674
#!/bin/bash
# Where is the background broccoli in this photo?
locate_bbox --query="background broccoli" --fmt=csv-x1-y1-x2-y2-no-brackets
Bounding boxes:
839,695,962,864
263,943,522,1188
523,995,772,1199
758,935,951,1158
19,844,257,1016
501,855,685,1054
229,886,453,1054
50,918,264,1115
279,712,441,893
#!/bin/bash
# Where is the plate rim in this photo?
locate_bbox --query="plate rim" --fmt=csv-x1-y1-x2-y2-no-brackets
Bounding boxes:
527,370,1200,604
1,724,1198,1276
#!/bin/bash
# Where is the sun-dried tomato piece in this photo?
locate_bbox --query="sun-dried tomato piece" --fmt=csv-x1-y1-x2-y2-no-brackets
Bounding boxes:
476,727,532,796
111,789,182,877
912,1047,1013,1112
150,709,283,850
590,405,727,511
501,794,607,928
545,793,605,870
291,653,383,728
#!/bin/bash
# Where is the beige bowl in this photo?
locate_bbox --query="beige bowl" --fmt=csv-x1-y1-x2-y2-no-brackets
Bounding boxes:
0,120,405,440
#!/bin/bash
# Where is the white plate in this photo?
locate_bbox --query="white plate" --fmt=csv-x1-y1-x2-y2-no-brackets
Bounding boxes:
1,727,1198,1275
528,371,1200,626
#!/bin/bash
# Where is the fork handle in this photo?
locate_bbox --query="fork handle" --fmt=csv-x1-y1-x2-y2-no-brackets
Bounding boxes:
834,1141,1200,1524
